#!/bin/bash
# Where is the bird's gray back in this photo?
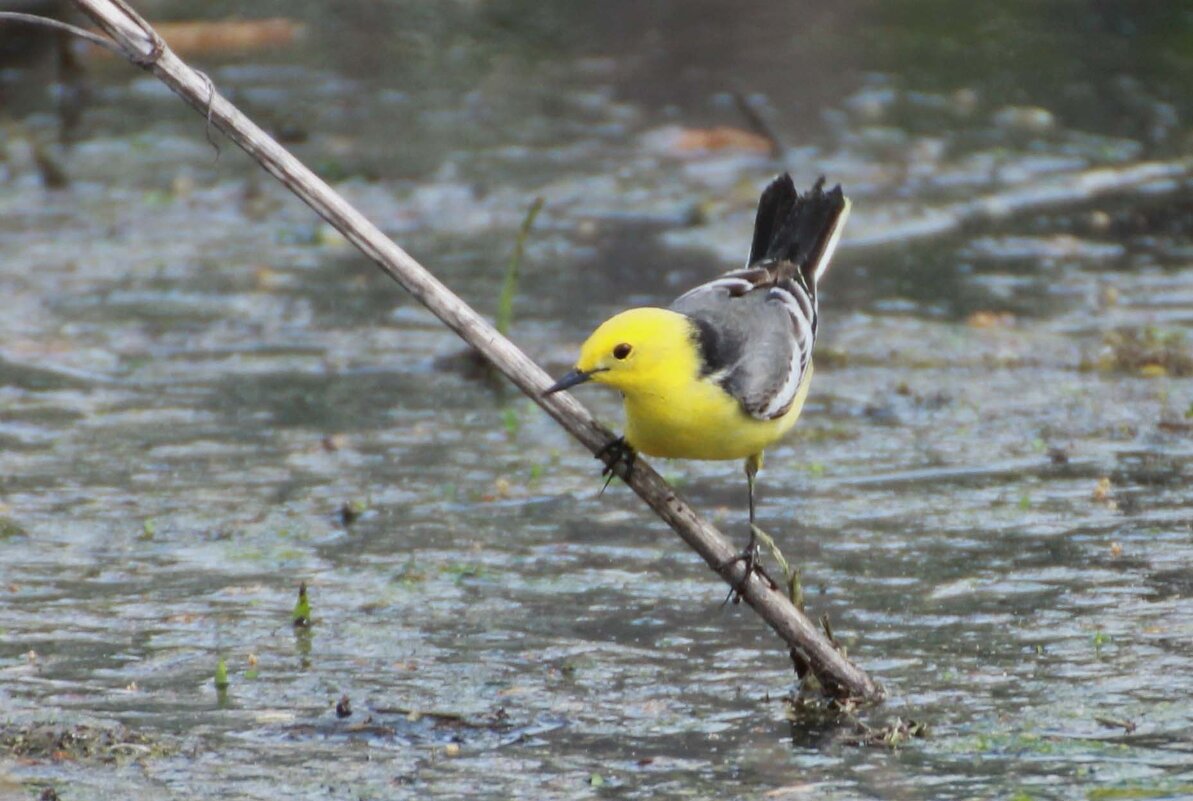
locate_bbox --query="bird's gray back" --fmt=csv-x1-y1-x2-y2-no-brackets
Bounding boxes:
670,277,807,420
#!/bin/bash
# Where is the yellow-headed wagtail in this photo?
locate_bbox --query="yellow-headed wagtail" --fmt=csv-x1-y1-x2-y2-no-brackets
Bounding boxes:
545,174,849,590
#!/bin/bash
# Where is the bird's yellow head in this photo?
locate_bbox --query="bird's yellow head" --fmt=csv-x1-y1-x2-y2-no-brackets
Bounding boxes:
544,307,699,397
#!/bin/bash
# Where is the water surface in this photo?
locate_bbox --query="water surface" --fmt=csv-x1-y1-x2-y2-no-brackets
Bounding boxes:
1,2,1192,799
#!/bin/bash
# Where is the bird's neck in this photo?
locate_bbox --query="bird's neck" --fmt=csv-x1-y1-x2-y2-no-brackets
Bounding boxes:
618,342,703,401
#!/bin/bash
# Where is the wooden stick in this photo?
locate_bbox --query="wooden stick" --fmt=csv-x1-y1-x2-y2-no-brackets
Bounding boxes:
69,0,883,702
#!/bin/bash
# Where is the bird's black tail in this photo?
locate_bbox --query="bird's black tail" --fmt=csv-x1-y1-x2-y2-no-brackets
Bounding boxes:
746,174,850,287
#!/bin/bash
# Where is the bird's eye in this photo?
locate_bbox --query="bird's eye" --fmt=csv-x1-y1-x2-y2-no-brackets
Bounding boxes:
613,343,632,360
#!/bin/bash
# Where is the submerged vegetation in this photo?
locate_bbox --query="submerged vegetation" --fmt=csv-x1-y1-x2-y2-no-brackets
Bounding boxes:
0,723,170,763
1086,327,1193,377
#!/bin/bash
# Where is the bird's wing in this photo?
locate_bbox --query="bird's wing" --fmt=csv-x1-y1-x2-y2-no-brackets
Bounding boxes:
671,269,813,420
669,175,849,420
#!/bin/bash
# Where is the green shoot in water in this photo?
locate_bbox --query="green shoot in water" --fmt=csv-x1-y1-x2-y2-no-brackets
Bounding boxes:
214,656,229,691
293,582,312,627
495,197,544,337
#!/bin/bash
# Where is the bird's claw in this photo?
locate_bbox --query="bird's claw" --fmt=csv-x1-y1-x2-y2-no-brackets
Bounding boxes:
718,527,778,605
718,544,760,605
596,436,636,495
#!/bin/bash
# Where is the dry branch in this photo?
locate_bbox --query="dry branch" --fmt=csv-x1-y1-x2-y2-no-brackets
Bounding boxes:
69,0,883,702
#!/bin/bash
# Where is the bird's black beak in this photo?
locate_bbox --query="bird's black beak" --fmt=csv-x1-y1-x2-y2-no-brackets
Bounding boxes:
543,368,595,396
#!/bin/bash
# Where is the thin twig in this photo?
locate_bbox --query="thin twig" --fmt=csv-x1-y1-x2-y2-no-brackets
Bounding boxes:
194,68,221,158
731,91,784,157
68,0,883,703
0,11,123,54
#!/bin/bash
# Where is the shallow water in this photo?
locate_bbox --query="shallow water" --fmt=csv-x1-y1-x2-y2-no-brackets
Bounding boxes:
2,1,1192,799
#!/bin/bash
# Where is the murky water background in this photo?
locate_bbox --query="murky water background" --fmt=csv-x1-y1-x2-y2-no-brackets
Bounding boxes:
2,1,1192,799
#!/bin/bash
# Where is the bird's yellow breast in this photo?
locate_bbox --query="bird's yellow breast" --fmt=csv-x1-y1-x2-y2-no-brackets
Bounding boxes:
623,364,813,461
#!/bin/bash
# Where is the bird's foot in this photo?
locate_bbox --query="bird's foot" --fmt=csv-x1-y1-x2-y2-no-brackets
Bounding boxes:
596,436,636,496
718,524,778,605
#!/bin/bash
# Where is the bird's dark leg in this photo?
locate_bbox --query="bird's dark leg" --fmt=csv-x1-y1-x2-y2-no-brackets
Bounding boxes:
596,436,636,496
747,459,757,527
720,453,773,604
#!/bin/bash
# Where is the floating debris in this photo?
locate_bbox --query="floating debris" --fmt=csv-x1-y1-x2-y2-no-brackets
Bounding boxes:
339,499,367,526
1086,328,1193,377
640,124,776,157
321,434,347,452
86,18,307,58
1094,715,1137,734
1047,446,1071,464
0,723,168,763
843,716,930,749
1092,477,1118,510
993,105,1057,133
966,310,1016,329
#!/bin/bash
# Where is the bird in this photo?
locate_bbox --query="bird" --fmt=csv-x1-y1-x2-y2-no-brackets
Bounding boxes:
544,173,850,593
